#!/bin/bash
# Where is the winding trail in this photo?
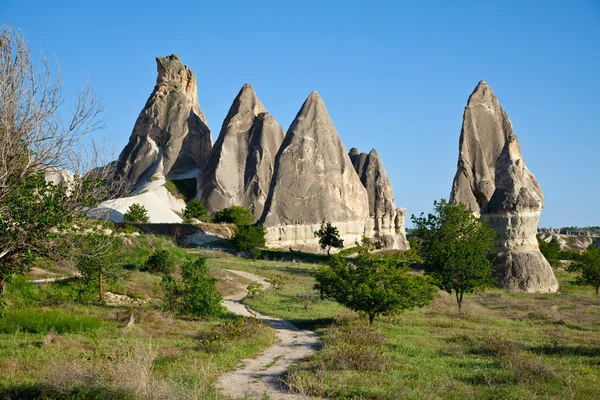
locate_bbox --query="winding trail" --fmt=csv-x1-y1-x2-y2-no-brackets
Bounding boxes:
218,269,320,400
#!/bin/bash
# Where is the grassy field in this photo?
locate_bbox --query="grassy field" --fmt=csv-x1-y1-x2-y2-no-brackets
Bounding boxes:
0,236,275,400
2,237,599,399
202,252,600,399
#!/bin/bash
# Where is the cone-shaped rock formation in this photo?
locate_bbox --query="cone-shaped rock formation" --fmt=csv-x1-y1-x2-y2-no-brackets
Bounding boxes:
197,84,285,221
349,148,409,249
450,81,512,214
116,54,212,186
260,91,369,248
482,134,559,292
451,81,558,292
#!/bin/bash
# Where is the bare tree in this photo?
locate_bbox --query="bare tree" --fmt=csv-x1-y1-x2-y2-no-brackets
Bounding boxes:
0,24,124,295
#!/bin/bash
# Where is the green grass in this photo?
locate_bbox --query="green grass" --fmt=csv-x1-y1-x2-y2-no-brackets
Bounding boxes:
163,178,197,201
0,308,106,334
203,252,600,399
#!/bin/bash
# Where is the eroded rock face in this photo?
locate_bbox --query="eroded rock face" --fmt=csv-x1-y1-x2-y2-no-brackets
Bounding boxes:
197,84,285,221
450,81,512,214
260,91,369,248
349,148,409,250
452,81,558,292
116,54,212,187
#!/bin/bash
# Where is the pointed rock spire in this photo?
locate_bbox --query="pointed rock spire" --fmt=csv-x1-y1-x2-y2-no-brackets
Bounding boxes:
260,91,368,228
116,54,212,186
451,81,558,292
449,80,513,213
197,84,284,221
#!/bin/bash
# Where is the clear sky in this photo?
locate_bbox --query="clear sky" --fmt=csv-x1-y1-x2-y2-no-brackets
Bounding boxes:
2,0,599,228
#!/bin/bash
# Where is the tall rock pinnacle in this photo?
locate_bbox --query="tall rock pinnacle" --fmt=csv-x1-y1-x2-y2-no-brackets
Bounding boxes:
197,84,285,221
450,81,512,214
349,147,409,249
451,81,558,292
116,54,212,186
260,91,369,247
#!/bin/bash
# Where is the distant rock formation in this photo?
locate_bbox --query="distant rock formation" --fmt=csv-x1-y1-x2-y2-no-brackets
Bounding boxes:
197,84,285,222
116,54,212,187
451,81,558,292
349,148,409,249
260,91,369,248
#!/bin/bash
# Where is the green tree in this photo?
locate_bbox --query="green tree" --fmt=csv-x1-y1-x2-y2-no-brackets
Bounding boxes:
142,249,173,274
411,199,496,313
314,250,436,325
213,205,253,225
183,199,209,222
314,222,344,255
75,233,124,302
538,237,562,268
568,245,600,295
161,257,224,317
231,225,266,251
123,203,149,223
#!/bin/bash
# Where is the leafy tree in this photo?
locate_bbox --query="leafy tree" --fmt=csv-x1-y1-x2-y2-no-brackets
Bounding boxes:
75,233,124,302
231,225,266,251
314,250,436,325
568,245,600,295
161,257,224,317
538,237,562,268
142,249,173,274
411,199,496,313
123,203,149,223
213,205,253,225
183,199,209,222
314,222,344,255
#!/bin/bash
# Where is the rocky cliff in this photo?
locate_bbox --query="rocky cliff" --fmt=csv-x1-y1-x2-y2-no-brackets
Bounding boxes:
451,81,558,292
197,84,284,222
260,91,369,248
116,54,212,187
349,148,409,249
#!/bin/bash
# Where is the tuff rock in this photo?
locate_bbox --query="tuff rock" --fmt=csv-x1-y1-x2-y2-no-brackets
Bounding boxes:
116,54,212,187
260,91,369,249
197,84,284,222
451,81,558,292
349,148,409,250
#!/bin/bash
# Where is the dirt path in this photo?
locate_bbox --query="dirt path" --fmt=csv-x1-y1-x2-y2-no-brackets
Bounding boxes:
218,269,320,399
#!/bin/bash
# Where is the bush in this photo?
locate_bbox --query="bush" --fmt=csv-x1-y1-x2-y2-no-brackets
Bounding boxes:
213,206,253,225
161,257,224,317
142,250,173,274
231,225,266,251
116,224,141,234
246,282,264,298
164,178,197,201
196,316,268,352
538,237,561,268
123,203,149,223
183,199,209,222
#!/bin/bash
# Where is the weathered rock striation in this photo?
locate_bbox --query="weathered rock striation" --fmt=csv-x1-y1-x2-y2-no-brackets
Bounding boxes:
260,91,369,248
349,148,409,249
451,81,558,292
116,54,212,187
197,84,285,222
450,81,512,214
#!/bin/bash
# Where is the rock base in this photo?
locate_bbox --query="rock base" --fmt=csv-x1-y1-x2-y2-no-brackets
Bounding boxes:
494,250,559,293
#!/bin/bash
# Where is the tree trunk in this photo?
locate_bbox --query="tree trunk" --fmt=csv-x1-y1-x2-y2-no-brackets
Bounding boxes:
99,272,103,302
456,291,463,314
327,247,331,256
0,277,5,294
369,314,375,326
596,283,599,295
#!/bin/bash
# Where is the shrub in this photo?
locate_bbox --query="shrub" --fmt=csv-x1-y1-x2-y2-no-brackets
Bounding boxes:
183,199,210,222
314,222,344,255
568,244,600,294
231,224,266,251
161,257,224,317
213,205,253,225
246,282,264,298
196,317,268,352
142,250,173,274
164,178,197,201
538,237,561,268
123,203,149,223
116,224,141,234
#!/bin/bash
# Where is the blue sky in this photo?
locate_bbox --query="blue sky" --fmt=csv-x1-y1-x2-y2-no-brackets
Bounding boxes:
2,0,599,227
